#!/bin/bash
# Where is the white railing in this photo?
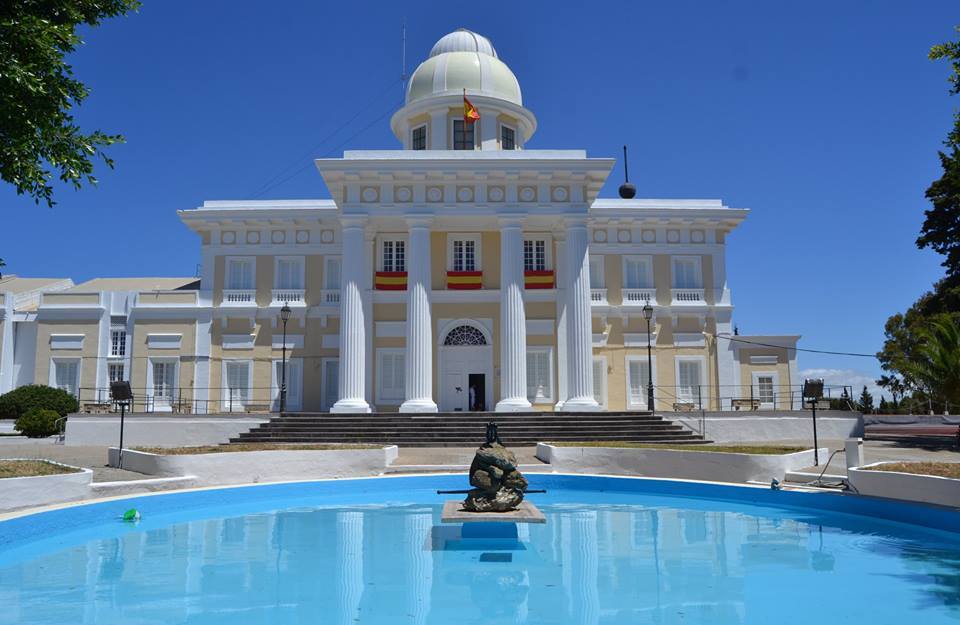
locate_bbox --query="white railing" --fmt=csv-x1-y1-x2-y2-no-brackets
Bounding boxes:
320,289,341,305
222,289,256,305
671,288,706,304
271,289,305,306
622,288,657,305
590,288,608,305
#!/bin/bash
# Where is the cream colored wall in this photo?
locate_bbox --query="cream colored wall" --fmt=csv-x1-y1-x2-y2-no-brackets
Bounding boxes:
737,348,796,409
34,319,100,402
132,319,198,407
483,232,500,289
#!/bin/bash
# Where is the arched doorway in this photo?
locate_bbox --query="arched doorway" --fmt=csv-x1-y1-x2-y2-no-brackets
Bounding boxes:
438,320,493,412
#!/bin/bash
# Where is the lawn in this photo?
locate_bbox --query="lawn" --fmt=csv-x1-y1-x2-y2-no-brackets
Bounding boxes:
135,443,382,455
546,442,806,455
864,462,960,479
0,460,80,478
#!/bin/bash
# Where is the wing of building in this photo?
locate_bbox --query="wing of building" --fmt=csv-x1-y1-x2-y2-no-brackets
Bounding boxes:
0,29,801,414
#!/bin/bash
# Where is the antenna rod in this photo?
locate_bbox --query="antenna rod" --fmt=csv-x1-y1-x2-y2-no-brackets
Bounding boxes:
622,145,629,183
401,19,408,95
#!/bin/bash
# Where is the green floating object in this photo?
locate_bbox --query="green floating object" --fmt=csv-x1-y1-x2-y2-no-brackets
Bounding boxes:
122,508,141,522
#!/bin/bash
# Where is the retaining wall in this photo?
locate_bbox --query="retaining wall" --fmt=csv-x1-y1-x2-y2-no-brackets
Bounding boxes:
65,415,269,447
675,412,863,443
848,462,960,509
0,461,92,512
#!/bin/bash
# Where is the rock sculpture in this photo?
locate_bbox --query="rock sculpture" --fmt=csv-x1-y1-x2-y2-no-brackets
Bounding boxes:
462,422,528,512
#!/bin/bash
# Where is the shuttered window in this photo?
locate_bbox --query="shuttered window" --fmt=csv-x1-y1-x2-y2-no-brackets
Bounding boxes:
627,359,651,407
672,257,701,288
378,350,405,403
526,349,553,403
227,258,254,289
273,359,302,410
225,361,250,409
677,359,703,403
275,257,304,289
624,257,653,289
324,257,341,289
589,256,604,288
323,360,339,411
53,360,80,397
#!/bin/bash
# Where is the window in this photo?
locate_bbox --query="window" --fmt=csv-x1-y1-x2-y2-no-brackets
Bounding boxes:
592,357,607,408
523,239,547,272
51,359,80,397
672,257,702,288
322,359,339,411
377,350,405,404
623,256,654,289
589,256,605,288
274,257,304,290
381,240,406,272
443,325,487,346
324,257,341,289
453,119,474,150
108,362,125,383
526,348,553,403
110,329,126,357
500,125,516,150
412,125,427,150
151,360,177,405
448,235,481,272
224,360,251,411
626,356,655,408
752,372,779,408
226,258,254,290
272,358,303,411
676,358,704,404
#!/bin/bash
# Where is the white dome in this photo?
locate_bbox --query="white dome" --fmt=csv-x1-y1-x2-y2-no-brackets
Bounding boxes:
429,29,497,58
406,30,521,106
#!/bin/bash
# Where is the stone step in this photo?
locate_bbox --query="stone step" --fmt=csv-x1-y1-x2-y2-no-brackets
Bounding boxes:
247,423,687,431
231,434,705,444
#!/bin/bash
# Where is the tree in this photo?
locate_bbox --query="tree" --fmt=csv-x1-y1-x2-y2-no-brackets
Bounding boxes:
858,386,875,414
897,316,960,406
0,1,140,207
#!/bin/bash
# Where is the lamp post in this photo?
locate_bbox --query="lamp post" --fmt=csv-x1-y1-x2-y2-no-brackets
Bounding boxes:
643,302,655,412
279,303,292,413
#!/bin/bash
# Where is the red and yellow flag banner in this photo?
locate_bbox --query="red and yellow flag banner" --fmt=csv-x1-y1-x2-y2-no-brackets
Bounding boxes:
375,271,407,291
524,270,554,289
447,271,483,290
463,90,480,124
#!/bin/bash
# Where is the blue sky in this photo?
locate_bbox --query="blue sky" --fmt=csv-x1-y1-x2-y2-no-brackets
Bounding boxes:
1,1,957,396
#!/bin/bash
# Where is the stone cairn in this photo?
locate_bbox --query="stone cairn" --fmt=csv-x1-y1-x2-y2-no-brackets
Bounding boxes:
463,422,529,512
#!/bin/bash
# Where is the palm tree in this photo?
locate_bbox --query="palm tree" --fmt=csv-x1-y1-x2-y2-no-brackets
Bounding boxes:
899,316,960,406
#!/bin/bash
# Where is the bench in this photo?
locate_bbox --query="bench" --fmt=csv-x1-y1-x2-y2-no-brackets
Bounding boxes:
82,402,113,414
672,402,696,412
731,398,761,411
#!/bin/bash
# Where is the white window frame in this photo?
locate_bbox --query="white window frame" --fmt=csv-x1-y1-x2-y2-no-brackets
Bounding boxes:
108,362,126,383
674,355,707,406
589,255,605,288
671,256,703,289
49,358,81,398
146,358,179,411
225,256,256,290
222,359,253,412
271,357,303,411
625,355,658,409
109,328,127,358
592,356,608,408
751,371,780,409
273,256,305,290
377,236,408,273
321,358,339,411
623,255,654,289
499,122,517,150
323,256,342,290
523,236,553,272
447,234,482,272
411,124,427,150
525,346,555,404
376,348,406,405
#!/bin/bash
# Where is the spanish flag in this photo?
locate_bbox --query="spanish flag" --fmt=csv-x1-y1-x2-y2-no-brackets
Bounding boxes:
463,89,480,124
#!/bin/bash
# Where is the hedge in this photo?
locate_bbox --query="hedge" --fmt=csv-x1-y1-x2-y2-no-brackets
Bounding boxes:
0,385,79,420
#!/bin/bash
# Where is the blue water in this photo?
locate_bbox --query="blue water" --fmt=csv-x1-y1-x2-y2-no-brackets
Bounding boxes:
0,475,958,625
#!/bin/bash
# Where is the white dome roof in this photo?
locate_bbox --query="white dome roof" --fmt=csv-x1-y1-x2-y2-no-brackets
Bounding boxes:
406,30,521,106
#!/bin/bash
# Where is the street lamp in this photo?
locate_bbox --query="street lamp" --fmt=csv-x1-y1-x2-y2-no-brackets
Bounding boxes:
643,302,655,412
279,303,292,413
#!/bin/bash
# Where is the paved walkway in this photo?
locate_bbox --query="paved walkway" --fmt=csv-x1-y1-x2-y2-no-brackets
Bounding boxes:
0,438,148,482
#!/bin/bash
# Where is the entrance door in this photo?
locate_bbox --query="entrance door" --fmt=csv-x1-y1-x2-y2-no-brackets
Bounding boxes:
438,323,493,412
468,374,486,411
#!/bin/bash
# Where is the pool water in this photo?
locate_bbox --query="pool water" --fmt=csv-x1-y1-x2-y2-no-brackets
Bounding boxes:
0,475,958,625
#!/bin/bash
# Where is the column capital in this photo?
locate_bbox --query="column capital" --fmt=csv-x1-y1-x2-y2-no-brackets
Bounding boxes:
497,214,526,228
405,215,434,229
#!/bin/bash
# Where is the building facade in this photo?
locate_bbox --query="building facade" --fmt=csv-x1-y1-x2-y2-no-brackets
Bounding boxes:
0,30,801,414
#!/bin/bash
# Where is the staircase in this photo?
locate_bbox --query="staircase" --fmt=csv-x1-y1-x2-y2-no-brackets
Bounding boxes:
231,411,707,447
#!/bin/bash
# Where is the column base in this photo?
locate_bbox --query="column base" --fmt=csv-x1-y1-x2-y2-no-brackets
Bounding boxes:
560,396,603,412
399,398,438,413
495,397,532,412
330,398,372,414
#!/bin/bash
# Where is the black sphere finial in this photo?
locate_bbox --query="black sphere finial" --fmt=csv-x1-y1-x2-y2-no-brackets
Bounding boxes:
618,144,636,199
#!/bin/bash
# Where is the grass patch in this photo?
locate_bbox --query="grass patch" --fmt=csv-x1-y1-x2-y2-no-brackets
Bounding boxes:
865,462,960,479
546,442,806,455
134,443,382,455
0,460,80,478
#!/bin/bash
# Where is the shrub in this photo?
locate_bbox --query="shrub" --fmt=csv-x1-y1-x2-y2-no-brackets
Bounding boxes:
14,408,62,438
0,385,78,420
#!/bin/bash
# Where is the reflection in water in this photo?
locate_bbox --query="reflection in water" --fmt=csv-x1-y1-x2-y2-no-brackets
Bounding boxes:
0,500,958,625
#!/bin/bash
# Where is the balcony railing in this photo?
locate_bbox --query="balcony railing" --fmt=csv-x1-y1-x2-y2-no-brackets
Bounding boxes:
590,288,608,305
622,288,656,305
271,289,305,306
320,289,341,305
222,289,256,305
671,288,706,304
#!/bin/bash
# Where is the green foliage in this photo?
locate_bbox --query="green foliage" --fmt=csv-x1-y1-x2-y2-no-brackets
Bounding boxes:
0,384,78,420
14,408,62,438
895,316,960,405
857,386,875,413
0,0,140,206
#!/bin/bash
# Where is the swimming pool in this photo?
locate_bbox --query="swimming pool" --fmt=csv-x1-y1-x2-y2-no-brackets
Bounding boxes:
0,474,958,625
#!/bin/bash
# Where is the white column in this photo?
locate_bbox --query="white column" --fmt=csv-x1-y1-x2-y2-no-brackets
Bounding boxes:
554,236,569,409
562,218,601,411
332,219,371,413
335,511,364,625
400,217,437,412
0,296,14,394
496,217,532,412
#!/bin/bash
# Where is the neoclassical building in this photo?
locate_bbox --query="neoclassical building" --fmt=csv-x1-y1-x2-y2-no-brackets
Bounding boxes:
0,30,801,414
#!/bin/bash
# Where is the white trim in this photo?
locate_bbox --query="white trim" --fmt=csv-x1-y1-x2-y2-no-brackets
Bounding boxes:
622,255,654,289
671,255,703,288
751,370,780,409
321,334,339,349
375,348,406,405
446,233,482,272
749,355,779,365
623,332,657,347
323,256,342,290
438,318,493,346
48,357,81,398
522,234,554,271
375,321,405,338
147,333,183,349
273,255,305,290
674,355,707,406
49,334,84,350
376,235,409,272
146,357,179,412
224,256,256,290
498,121,517,150
526,346,555,404
673,332,706,347
320,357,339,411
592,355,608,408
625,354,658,409
222,334,256,350
221,358,253,412
589,255,605,288
525,319,554,336
271,357,303,411
410,123,428,150
271,334,304,350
